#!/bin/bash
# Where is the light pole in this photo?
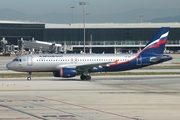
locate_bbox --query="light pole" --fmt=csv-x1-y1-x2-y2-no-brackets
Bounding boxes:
79,2,89,53
140,14,143,23
90,34,92,54
86,13,90,23
70,6,75,23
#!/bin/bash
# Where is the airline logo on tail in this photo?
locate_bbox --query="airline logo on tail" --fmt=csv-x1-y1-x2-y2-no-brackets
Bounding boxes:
143,31,169,50
139,27,170,55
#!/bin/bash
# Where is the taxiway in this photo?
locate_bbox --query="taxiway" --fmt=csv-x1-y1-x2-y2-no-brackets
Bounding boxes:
0,75,180,120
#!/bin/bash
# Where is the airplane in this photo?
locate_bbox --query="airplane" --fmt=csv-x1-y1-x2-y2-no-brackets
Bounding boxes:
6,27,172,81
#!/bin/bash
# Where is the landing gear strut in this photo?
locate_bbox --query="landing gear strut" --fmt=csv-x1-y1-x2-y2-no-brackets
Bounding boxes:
27,72,32,81
80,74,91,81
80,69,91,81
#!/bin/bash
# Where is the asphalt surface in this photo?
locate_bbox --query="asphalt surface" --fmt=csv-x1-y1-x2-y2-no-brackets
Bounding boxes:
0,75,180,120
0,55,180,120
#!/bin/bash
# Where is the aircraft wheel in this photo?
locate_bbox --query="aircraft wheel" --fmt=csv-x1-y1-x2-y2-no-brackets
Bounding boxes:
86,75,91,80
27,77,31,81
80,74,86,80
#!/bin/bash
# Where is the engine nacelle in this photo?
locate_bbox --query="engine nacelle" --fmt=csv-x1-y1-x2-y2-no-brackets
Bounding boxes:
53,68,77,78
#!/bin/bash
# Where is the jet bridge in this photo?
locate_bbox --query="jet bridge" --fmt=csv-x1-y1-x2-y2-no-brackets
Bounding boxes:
20,38,73,54
0,38,7,53
1,37,73,55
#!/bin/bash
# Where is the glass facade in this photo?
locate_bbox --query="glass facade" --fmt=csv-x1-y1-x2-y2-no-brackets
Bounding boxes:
43,27,180,53
45,28,159,42
0,22,180,48
0,23,45,45
44,28,180,44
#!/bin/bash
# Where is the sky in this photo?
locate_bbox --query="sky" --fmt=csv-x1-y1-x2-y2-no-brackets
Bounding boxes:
0,0,180,15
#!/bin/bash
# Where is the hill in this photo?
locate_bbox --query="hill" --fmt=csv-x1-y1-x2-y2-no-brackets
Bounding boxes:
0,8,179,23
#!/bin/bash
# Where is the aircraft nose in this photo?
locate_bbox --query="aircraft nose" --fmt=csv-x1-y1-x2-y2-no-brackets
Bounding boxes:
6,62,13,70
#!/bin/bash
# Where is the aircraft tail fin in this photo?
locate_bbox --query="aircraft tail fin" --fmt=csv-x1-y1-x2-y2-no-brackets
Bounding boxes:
139,27,170,56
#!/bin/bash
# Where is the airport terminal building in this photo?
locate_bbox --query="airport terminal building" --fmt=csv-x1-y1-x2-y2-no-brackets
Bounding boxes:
1,20,180,53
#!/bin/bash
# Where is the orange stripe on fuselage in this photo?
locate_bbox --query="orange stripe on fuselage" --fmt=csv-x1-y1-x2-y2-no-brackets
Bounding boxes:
109,56,137,66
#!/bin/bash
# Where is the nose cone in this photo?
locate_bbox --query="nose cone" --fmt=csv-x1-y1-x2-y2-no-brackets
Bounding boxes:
6,62,13,70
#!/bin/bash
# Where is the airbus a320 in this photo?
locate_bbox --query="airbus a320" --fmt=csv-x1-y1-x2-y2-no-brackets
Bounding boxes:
6,27,172,80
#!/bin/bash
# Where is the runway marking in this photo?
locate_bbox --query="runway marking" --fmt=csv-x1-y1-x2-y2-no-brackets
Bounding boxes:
24,100,95,120
0,104,46,120
99,91,180,94
36,96,139,120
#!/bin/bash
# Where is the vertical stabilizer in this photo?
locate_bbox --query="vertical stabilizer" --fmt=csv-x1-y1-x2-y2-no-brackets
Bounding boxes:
139,27,169,55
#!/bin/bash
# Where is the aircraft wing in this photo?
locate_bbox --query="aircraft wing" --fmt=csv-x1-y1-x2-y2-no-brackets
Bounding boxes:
55,62,112,71
76,62,111,70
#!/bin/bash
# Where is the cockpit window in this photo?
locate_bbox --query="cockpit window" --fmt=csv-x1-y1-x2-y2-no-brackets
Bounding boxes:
13,59,17,61
13,59,22,62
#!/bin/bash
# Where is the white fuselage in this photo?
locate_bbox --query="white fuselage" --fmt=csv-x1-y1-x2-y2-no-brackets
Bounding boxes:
7,54,137,72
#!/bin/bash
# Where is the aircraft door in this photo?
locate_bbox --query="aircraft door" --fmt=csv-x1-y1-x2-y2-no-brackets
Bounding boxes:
27,55,33,66
136,55,142,65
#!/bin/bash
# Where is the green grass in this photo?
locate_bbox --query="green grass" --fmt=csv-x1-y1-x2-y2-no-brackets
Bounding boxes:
171,62,180,64
0,73,52,78
0,72,180,78
142,65,180,69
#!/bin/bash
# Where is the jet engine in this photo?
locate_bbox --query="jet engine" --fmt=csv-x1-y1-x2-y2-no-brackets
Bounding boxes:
53,68,77,78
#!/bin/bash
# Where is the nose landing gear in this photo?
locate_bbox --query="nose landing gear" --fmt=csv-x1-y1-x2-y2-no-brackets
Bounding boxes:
27,72,32,81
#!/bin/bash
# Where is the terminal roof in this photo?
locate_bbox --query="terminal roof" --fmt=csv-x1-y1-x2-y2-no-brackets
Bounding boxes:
45,23,180,29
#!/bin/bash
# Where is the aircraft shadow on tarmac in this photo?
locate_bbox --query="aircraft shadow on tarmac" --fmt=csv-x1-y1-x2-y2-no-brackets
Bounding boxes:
48,77,143,81
49,78,83,81
48,76,179,81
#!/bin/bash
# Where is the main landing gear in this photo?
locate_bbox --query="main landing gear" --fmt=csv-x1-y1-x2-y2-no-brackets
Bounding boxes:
80,74,91,81
27,72,32,81
80,69,91,81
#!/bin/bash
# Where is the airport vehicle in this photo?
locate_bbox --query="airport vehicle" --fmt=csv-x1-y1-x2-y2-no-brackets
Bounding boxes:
6,27,172,80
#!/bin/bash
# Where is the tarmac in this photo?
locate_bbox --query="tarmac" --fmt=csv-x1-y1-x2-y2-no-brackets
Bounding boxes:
0,55,180,120
0,76,180,120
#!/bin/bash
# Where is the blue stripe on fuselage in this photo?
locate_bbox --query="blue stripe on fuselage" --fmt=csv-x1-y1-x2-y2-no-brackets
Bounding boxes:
90,54,172,73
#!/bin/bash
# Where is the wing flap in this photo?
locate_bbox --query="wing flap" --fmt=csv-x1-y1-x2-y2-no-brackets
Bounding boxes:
55,62,111,71
76,62,110,68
